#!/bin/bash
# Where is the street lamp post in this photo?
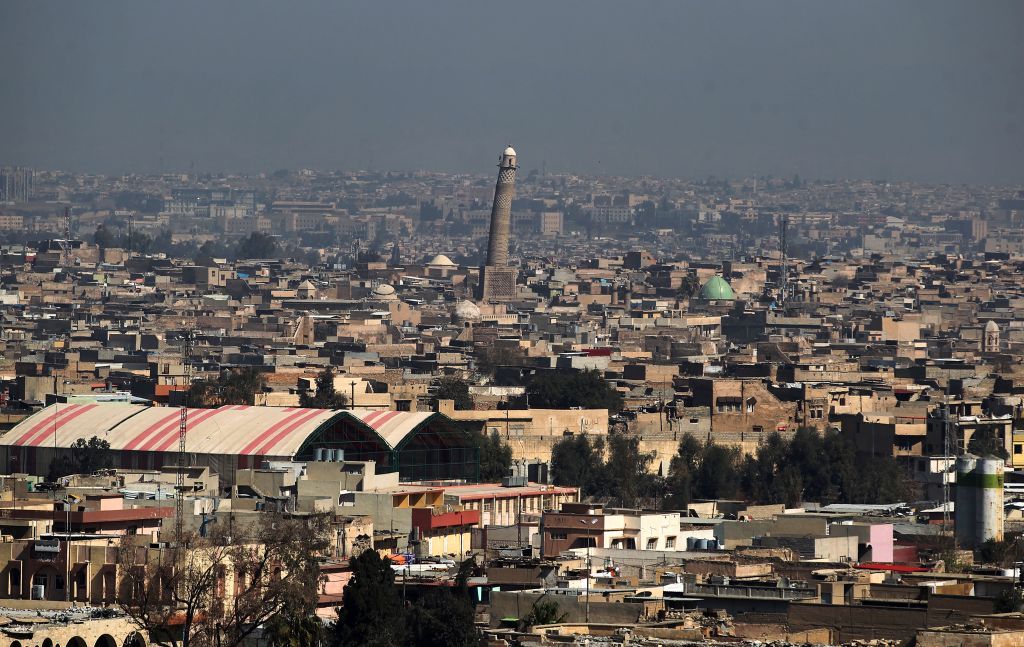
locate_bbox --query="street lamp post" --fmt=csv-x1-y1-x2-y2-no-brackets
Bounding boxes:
65,497,71,602
580,518,598,623
56,492,71,602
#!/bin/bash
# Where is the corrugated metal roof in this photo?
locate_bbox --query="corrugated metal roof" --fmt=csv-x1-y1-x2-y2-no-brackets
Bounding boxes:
350,410,435,449
1,404,440,457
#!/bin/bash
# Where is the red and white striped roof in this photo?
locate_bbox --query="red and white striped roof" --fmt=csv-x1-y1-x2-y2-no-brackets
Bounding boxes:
1,404,443,457
347,410,436,448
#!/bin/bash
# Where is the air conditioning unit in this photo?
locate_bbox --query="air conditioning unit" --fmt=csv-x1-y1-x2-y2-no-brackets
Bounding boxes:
31,584,45,600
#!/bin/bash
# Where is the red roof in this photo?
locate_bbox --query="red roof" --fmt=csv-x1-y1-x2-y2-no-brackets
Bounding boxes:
411,507,480,531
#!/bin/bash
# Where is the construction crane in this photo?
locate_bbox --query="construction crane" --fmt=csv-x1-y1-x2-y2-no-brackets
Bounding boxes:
175,329,195,546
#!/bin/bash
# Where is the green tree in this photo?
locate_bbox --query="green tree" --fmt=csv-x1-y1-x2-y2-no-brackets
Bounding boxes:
263,611,323,647
300,368,349,409
475,344,527,376
433,376,473,411
195,239,229,263
526,369,623,412
93,224,116,249
332,551,406,647
478,431,513,482
996,587,1024,613
48,436,112,480
189,368,267,408
978,537,1019,567
694,442,742,501
550,434,607,496
740,432,802,505
406,589,478,647
235,231,279,259
518,597,566,631
605,433,658,507
735,428,912,506
676,274,702,299
666,434,702,508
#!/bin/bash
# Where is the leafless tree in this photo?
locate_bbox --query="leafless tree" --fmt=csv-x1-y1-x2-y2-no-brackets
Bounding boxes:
117,512,332,647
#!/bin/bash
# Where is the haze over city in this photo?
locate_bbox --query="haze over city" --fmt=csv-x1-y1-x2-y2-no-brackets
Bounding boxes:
4,3,1024,647
3,0,1024,183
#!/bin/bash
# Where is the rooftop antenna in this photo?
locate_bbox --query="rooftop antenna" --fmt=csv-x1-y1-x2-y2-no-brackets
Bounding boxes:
127,212,134,258
61,207,72,266
942,377,955,545
779,216,789,306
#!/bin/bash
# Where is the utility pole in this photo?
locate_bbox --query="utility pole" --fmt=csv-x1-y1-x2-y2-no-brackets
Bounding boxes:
942,375,956,546
64,494,71,602
580,517,598,624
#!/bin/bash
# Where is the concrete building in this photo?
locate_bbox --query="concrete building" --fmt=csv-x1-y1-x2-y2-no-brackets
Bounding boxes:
443,482,580,527
540,503,682,558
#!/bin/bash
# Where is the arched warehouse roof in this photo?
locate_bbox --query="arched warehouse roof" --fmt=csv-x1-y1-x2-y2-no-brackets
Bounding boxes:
0,404,477,482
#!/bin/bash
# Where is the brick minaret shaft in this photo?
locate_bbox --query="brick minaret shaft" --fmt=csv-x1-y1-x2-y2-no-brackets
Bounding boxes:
485,146,517,267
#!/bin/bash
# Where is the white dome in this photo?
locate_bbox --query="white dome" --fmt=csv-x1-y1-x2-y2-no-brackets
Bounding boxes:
986,319,1000,332
503,146,517,157
372,283,396,298
454,300,482,321
428,254,456,267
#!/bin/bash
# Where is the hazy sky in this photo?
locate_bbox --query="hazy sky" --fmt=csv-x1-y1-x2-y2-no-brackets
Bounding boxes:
2,1,1023,183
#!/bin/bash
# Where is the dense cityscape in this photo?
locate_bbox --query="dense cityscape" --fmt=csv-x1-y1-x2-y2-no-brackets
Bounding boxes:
0,148,1023,646
4,1,1024,645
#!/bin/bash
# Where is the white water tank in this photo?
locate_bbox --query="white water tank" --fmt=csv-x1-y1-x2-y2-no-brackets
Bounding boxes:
955,454,1004,548
954,455,977,548
977,457,1005,546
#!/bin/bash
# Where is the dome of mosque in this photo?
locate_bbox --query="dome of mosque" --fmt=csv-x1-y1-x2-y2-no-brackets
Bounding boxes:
700,275,736,301
428,254,456,266
371,283,397,300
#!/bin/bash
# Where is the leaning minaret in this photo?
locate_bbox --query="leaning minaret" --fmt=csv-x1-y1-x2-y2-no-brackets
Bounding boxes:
480,145,518,301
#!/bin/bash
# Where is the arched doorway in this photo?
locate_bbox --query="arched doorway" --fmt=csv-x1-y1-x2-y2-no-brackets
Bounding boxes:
94,635,117,647
124,631,147,647
43,639,54,647
67,638,88,647
31,565,63,601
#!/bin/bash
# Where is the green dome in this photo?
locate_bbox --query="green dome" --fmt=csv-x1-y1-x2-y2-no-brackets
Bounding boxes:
700,275,735,300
